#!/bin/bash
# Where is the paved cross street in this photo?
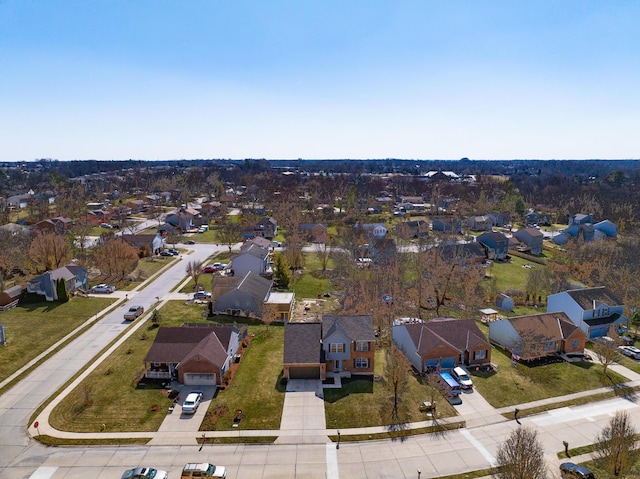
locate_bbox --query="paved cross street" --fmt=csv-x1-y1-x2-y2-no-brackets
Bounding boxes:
1,241,640,479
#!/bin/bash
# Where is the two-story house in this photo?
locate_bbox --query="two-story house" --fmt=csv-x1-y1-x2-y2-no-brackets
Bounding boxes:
283,314,375,381
476,231,509,260
431,218,462,234
546,286,630,339
466,215,492,232
298,223,328,243
513,227,544,255
230,243,270,277
396,220,429,238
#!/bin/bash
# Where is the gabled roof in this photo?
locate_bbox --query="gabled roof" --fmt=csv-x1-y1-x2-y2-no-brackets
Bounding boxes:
517,227,544,238
177,331,229,369
506,312,581,342
243,236,271,249
564,286,623,310
402,318,489,356
322,314,375,341
439,242,485,261
212,271,272,305
144,325,239,364
477,231,508,243
235,243,269,259
284,322,323,364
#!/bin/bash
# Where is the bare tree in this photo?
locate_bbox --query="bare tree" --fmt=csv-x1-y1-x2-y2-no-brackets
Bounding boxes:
93,238,139,279
384,346,410,423
593,410,638,477
314,241,331,274
217,216,241,252
28,231,72,272
494,426,547,479
592,338,621,378
185,259,203,290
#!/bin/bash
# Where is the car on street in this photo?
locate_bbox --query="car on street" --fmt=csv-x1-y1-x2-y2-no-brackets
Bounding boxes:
181,462,226,479
182,390,203,414
559,462,595,479
619,345,640,359
121,467,168,479
184,240,195,245
124,306,144,321
193,291,212,300
91,284,115,294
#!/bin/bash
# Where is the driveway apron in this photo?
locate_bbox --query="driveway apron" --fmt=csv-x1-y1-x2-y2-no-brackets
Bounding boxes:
277,379,328,444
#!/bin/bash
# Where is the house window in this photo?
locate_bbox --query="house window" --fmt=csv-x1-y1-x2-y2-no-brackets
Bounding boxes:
570,339,579,349
330,343,344,353
279,312,289,321
474,350,487,360
543,340,555,351
355,341,369,352
355,358,369,369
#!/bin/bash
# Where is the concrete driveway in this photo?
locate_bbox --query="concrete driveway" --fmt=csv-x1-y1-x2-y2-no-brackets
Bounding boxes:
277,379,327,444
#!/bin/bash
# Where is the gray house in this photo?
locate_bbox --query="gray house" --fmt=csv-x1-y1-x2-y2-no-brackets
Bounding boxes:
210,271,272,319
431,218,462,234
546,286,630,339
26,264,89,301
513,227,544,255
229,243,270,277
477,231,509,260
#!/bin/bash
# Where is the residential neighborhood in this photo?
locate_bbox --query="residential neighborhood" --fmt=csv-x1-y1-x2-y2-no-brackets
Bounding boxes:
2,158,640,478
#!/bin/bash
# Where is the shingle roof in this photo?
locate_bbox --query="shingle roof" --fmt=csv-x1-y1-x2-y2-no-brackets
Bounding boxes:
506,312,581,342
322,315,375,341
565,286,623,310
402,318,489,356
144,325,238,365
284,322,323,364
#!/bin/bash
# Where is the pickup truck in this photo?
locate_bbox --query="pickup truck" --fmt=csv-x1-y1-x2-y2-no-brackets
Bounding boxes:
124,306,144,321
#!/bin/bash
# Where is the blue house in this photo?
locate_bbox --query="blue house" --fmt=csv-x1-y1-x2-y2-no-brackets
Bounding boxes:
546,286,629,339
477,231,509,260
26,264,89,302
593,220,617,238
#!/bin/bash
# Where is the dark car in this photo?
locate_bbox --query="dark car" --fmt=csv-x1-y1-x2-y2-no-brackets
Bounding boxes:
193,291,212,300
560,462,595,479
184,240,195,245
160,250,173,257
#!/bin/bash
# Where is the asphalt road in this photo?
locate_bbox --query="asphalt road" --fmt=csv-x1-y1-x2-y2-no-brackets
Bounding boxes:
1,240,640,479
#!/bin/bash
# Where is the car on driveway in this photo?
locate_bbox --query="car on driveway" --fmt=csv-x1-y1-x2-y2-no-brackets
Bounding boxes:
193,291,212,300
182,391,203,414
100,223,113,229
451,366,473,389
159,250,173,257
124,306,144,321
91,284,115,294
121,467,168,479
202,265,216,273
619,345,640,359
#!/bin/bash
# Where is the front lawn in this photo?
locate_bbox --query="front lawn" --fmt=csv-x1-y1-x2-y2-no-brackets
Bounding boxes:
323,348,458,429
200,324,285,431
472,344,628,408
290,253,336,298
0,297,115,385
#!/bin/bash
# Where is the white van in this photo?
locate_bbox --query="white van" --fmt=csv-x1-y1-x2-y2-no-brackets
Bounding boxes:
452,367,473,389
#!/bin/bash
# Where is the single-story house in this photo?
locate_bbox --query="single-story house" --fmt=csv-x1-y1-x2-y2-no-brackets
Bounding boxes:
120,234,164,256
0,285,24,310
488,312,586,361
26,264,89,301
355,223,388,240
143,324,247,386
392,317,492,372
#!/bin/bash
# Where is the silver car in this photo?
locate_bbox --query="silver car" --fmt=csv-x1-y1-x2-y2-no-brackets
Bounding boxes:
121,467,168,479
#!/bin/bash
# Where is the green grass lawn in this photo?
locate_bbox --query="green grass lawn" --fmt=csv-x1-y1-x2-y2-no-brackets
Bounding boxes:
200,324,285,431
289,253,336,298
488,255,534,292
324,348,458,429
116,256,177,291
0,297,115,384
472,339,628,408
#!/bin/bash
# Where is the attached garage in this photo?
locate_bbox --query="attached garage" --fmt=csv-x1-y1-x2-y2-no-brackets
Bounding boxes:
441,357,456,369
287,366,321,380
183,373,217,386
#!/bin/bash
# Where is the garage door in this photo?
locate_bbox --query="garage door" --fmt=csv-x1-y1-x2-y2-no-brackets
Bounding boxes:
184,373,216,386
288,366,320,379
441,357,456,370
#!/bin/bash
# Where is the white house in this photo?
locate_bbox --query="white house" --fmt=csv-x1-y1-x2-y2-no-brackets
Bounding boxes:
546,286,629,339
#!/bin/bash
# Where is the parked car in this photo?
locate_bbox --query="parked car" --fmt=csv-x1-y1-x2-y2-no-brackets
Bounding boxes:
100,223,113,229
121,467,168,479
181,462,226,479
560,462,595,479
193,291,212,300
451,366,473,389
182,391,203,414
91,284,115,294
124,306,144,321
202,265,216,273
212,262,227,270
159,250,173,257
619,345,640,359
167,248,180,255
184,240,196,245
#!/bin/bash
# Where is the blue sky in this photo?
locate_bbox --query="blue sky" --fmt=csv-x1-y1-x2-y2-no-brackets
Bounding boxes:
1,1,639,161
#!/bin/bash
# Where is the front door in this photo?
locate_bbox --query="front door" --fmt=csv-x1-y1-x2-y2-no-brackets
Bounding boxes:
335,360,342,372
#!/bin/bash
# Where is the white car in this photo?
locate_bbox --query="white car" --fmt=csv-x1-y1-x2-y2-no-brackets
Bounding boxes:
121,467,168,479
619,345,640,359
182,391,203,414
452,366,473,389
